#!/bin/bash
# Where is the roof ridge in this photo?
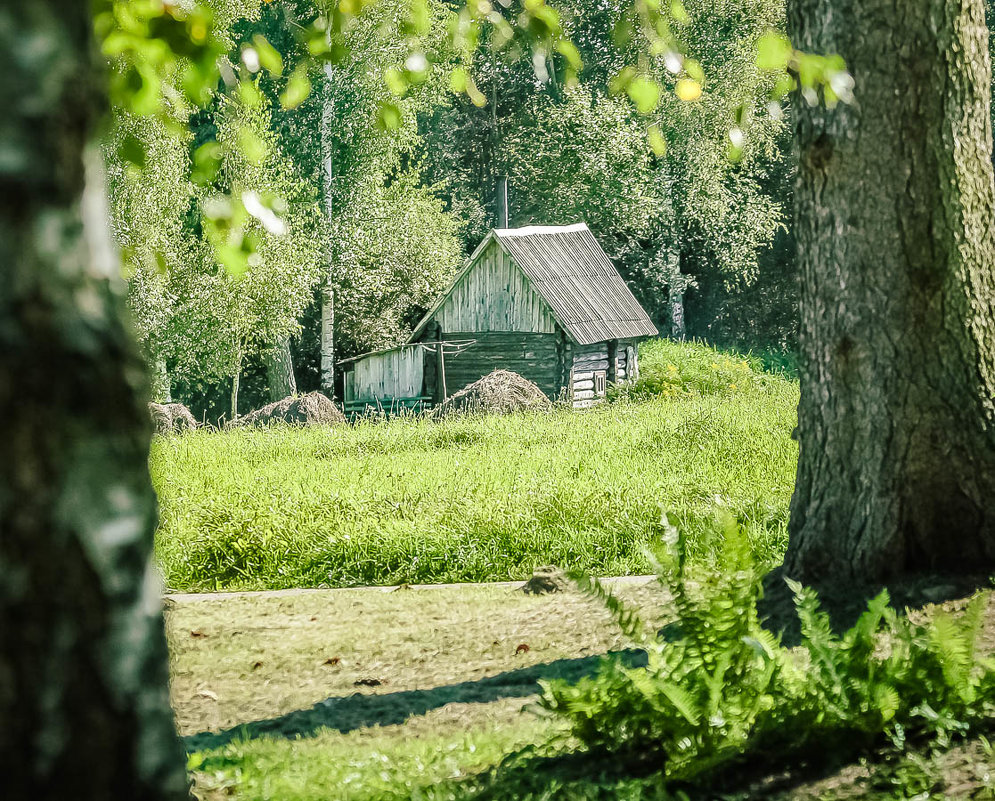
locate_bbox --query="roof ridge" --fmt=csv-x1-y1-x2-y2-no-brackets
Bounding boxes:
494,222,589,237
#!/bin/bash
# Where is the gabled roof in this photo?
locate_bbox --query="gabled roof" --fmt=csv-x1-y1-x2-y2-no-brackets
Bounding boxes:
410,223,658,346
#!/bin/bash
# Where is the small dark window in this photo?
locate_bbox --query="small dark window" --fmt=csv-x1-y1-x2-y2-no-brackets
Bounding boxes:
594,371,607,395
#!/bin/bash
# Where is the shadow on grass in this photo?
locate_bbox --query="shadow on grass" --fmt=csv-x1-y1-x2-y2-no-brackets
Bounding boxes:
184,648,647,753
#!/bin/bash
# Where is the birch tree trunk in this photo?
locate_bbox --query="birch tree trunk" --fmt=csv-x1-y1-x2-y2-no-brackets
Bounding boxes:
231,358,241,421
0,2,187,797
320,63,336,396
265,337,297,401
783,0,995,585
320,282,335,393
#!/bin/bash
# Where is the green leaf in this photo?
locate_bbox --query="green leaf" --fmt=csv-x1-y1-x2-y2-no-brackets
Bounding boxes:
626,76,661,114
670,0,691,24
554,40,583,71
385,67,408,97
683,58,705,84
449,67,468,94
280,67,311,109
131,64,162,116
465,75,487,107
191,141,222,187
238,80,263,108
756,31,792,71
237,126,268,165
376,102,402,130
252,34,283,76
648,125,667,156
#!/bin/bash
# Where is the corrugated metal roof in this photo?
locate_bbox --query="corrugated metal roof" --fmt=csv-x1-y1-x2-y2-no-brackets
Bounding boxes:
492,223,658,345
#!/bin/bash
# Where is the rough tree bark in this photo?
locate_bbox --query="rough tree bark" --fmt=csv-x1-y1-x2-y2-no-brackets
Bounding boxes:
0,3,188,798
264,337,298,401
784,0,995,585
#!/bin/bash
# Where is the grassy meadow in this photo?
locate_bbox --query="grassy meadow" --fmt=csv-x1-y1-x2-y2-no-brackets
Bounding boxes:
152,341,799,591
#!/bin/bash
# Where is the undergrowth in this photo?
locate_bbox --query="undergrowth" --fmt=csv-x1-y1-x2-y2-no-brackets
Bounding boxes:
538,519,995,791
608,339,790,403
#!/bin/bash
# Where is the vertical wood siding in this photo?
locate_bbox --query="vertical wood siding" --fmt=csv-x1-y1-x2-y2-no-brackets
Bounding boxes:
436,241,558,333
346,345,425,402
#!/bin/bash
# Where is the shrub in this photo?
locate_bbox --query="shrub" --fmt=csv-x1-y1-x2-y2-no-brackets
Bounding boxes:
609,339,781,403
539,519,995,789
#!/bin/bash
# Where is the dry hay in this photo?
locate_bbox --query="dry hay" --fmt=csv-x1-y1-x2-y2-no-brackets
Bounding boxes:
520,565,570,595
149,402,198,436
232,392,346,428
433,369,552,418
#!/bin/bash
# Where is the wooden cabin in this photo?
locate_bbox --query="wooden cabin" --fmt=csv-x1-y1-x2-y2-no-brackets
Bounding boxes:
339,223,658,414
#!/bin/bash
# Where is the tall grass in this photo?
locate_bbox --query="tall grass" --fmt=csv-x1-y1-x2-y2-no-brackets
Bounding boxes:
152,341,799,591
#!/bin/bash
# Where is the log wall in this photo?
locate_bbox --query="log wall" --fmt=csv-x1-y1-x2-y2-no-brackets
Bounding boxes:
442,331,562,399
569,339,639,407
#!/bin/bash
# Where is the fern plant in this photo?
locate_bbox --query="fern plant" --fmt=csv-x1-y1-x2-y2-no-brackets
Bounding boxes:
539,517,995,788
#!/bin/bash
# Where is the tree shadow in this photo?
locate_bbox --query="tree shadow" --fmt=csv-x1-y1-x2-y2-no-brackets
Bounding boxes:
759,565,992,646
183,648,647,753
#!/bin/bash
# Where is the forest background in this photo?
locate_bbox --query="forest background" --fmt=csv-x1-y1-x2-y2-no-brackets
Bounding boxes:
109,0,795,422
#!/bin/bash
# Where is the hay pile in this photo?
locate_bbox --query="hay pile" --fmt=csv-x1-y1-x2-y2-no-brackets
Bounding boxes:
232,392,345,428
520,565,570,595
433,369,551,418
149,402,198,436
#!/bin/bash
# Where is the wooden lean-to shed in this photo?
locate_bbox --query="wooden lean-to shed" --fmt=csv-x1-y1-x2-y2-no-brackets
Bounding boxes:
339,223,658,414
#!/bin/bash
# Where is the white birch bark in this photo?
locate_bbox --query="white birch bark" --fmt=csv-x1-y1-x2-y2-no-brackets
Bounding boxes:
320,61,336,395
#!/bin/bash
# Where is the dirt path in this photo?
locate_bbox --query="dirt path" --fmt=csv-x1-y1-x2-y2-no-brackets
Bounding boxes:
170,580,995,801
164,574,658,604
167,578,666,741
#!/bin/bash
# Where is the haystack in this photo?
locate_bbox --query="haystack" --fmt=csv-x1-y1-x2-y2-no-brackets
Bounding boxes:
432,369,551,418
232,391,345,428
149,402,198,436
520,565,570,595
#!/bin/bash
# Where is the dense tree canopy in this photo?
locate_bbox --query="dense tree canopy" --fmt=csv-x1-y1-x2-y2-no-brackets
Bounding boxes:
106,0,801,417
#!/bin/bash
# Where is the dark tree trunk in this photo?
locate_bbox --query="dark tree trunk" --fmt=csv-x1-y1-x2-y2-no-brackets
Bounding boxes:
0,2,188,798
265,337,298,401
784,0,995,584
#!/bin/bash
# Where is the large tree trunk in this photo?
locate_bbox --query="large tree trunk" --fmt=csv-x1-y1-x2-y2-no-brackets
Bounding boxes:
0,2,187,798
784,0,995,584
265,337,297,401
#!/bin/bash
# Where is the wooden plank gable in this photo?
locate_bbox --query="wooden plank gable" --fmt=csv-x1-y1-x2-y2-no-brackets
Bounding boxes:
434,240,558,334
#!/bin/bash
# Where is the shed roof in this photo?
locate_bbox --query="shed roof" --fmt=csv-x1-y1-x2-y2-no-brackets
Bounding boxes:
411,223,658,346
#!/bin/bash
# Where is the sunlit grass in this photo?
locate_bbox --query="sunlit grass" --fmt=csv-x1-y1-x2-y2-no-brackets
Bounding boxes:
152,340,799,591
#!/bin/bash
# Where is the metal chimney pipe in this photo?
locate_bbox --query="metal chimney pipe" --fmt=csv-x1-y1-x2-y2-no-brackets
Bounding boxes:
496,176,509,228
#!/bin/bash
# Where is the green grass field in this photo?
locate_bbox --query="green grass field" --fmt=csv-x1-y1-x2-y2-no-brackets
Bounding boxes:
152,341,800,591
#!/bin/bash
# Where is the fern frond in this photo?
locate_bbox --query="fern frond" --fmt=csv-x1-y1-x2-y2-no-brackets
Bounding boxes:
657,679,702,726
568,570,646,643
